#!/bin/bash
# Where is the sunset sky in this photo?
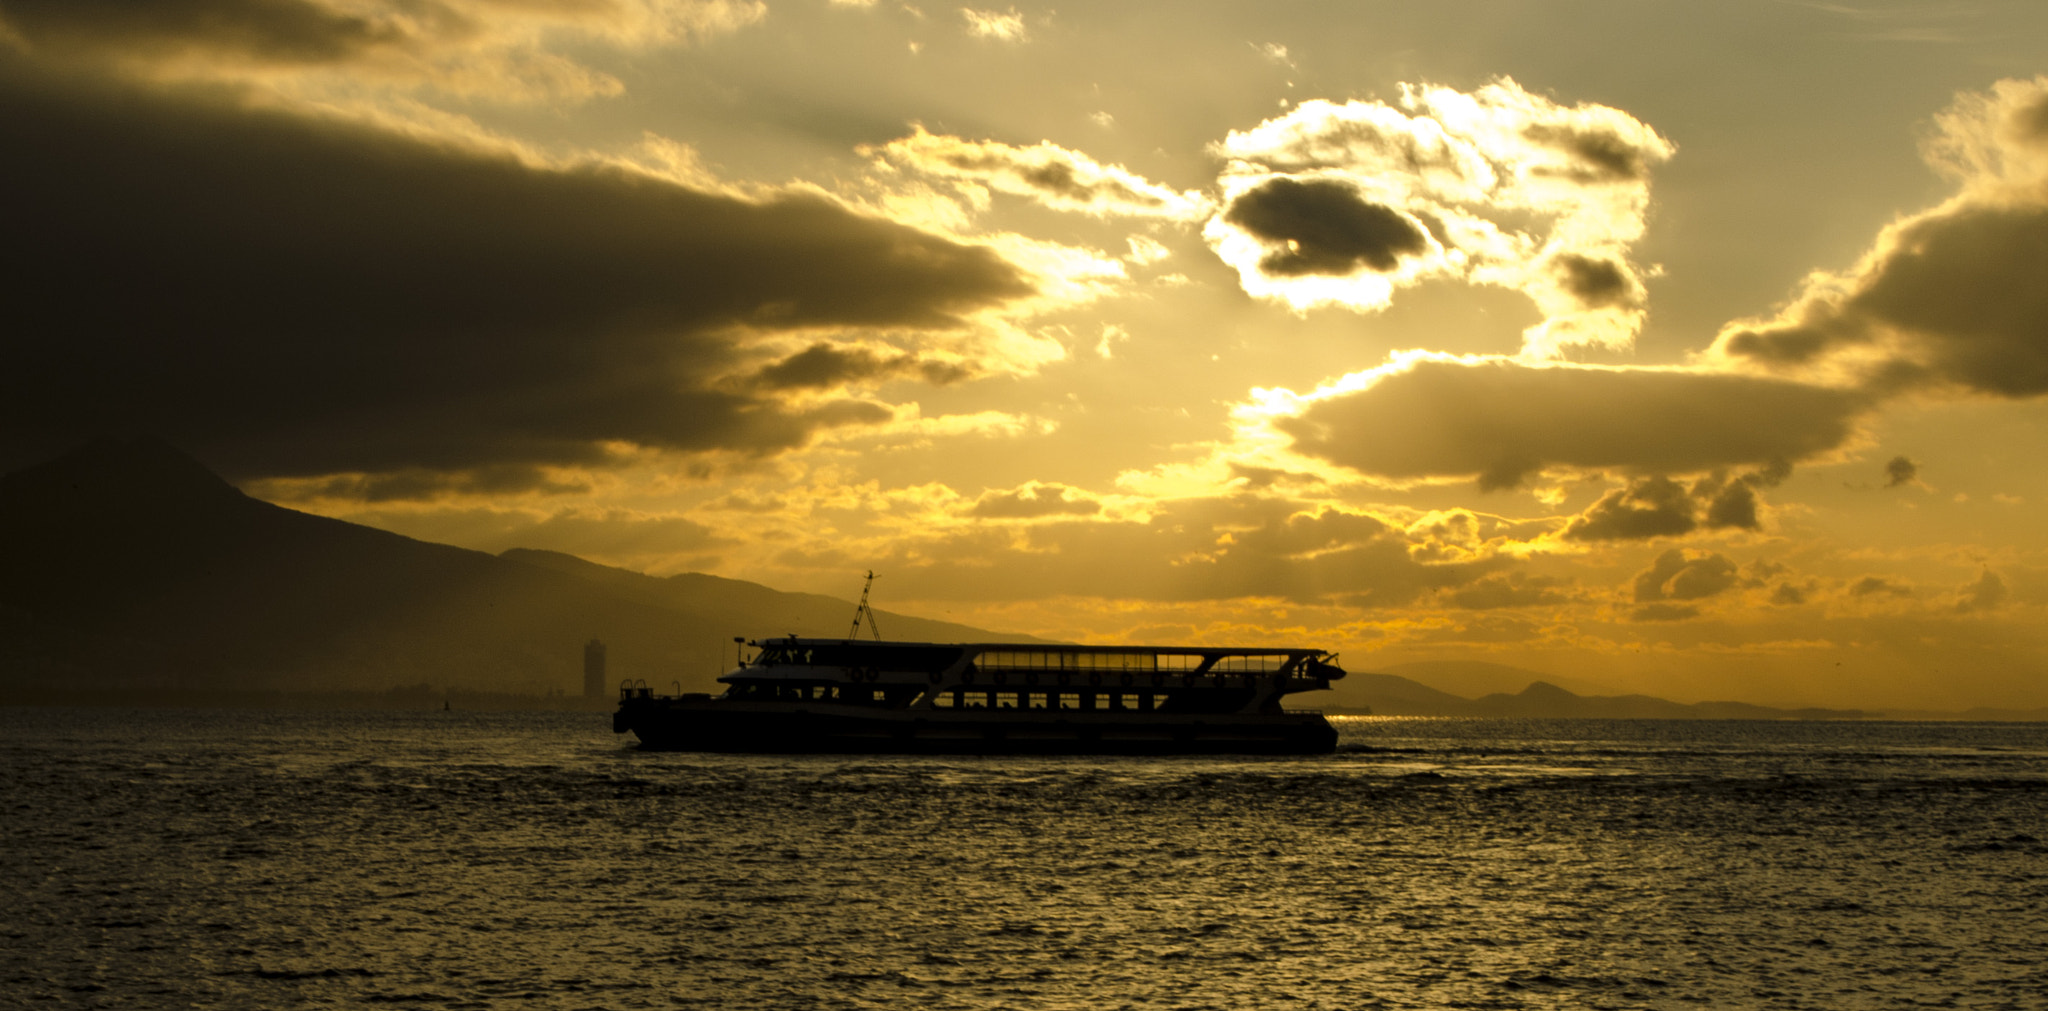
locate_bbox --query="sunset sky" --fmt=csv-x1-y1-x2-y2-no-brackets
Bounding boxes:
6,0,2048,710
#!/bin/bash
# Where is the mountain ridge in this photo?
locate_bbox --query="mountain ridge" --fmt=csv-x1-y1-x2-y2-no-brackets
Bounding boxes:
1328,671,1873,720
0,438,1042,699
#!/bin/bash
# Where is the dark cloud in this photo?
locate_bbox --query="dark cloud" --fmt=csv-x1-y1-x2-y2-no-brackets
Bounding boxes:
1769,583,1807,605
2017,89,2048,140
1221,177,1429,276
1521,122,1662,182
1702,480,1759,530
1761,203,2048,397
1629,602,1700,622
1632,549,1739,603
1566,477,1697,542
1844,206,2048,395
0,57,1029,481
1713,80,2048,400
1884,455,1919,488
1716,323,1832,367
1562,465,1790,542
1747,559,1790,580
0,0,406,64
1696,462,1787,530
968,484,1102,519
1552,253,1637,309
1441,573,1571,610
1957,570,2007,613
1850,576,1910,597
1280,358,1864,489
1227,463,1322,490
747,343,973,391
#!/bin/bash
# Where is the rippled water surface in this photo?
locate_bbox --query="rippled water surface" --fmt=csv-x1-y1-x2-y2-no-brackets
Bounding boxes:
5,709,2047,1009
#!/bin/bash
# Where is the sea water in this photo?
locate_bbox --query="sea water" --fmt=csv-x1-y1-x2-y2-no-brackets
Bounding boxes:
3,709,2045,1010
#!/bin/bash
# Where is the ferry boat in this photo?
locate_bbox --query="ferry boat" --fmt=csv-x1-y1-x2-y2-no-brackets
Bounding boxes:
613,637,1348,754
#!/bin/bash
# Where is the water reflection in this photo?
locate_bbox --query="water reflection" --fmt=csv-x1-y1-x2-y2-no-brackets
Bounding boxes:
3,709,2045,1008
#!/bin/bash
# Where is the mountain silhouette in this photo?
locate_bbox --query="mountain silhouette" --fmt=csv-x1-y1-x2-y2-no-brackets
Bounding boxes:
1331,670,1864,719
1371,659,1623,698
0,438,1038,699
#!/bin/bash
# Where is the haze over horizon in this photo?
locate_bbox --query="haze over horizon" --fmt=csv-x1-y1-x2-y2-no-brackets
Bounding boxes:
7,1,2048,712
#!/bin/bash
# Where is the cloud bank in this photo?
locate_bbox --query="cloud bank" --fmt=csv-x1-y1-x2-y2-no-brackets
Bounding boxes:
1710,76,2048,400
0,0,765,99
0,54,1032,479
1267,355,1866,489
869,126,1210,220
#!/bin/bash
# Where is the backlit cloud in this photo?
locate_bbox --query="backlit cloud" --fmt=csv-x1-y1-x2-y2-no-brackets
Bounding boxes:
1710,76,2048,399
869,126,1211,219
960,7,1025,41
1207,79,1673,356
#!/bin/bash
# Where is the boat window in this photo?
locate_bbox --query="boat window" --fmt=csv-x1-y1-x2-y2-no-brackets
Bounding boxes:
1057,692,1082,710
804,644,964,672
1211,654,1290,673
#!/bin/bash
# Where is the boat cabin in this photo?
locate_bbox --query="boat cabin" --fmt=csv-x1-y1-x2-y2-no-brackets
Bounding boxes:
716,637,1344,717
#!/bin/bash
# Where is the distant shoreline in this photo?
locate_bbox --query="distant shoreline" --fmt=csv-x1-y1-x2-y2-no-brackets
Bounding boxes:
1318,706,2048,723
0,687,617,713
3,690,2042,721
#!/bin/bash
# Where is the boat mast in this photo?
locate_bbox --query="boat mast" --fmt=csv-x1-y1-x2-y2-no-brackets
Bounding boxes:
848,570,883,641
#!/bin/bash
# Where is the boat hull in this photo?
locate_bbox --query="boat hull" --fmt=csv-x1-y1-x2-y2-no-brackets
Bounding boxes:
614,698,1338,755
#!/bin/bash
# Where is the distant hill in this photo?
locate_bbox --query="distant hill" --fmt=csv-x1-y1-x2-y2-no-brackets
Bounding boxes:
0,438,1040,700
1371,659,1622,699
500,549,1050,647
1330,672,1864,720
1327,672,1477,715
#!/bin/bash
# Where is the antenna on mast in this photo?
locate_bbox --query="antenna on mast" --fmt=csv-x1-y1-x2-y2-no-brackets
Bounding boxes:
848,570,883,641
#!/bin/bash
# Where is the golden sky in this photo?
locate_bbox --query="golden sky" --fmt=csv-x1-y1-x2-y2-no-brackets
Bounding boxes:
6,0,2048,710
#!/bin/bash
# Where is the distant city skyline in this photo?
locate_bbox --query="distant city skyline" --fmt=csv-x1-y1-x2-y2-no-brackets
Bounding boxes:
5,1,2048,710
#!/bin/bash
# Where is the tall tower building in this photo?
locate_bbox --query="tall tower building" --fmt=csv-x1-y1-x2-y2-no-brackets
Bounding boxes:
583,639,607,698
